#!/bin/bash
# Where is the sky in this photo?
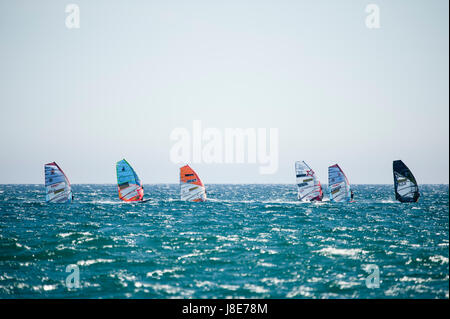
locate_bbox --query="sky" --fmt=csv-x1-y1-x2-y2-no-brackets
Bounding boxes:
0,0,448,184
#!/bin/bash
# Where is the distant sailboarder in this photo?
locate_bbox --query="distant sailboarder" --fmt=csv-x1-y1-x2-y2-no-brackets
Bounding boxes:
328,164,353,202
295,161,323,202
44,162,73,203
393,160,420,203
116,159,147,202
180,165,207,202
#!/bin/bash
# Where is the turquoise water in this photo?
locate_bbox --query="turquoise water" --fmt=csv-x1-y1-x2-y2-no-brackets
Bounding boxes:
0,184,448,299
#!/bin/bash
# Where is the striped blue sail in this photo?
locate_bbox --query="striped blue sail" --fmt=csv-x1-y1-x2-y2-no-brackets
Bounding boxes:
328,164,352,202
44,162,73,203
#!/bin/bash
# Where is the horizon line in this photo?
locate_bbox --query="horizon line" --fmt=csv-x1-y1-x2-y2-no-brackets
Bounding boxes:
0,183,449,186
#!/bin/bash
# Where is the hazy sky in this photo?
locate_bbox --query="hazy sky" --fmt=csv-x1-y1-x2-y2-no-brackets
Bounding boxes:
0,0,448,184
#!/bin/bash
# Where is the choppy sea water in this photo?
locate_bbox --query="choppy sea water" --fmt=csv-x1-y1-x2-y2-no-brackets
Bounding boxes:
0,184,448,299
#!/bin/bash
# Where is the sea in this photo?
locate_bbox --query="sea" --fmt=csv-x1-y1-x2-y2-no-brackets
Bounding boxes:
0,184,448,299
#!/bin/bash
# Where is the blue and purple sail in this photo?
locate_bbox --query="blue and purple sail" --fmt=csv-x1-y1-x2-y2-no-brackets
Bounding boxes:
44,162,73,203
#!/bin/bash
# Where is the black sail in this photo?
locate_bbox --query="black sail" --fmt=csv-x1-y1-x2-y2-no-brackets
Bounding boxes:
393,160,420,203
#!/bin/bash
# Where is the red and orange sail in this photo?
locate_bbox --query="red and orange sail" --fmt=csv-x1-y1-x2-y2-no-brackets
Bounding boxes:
180,165,206,202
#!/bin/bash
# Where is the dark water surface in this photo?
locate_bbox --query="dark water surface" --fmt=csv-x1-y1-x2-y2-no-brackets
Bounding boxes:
0,184,448,298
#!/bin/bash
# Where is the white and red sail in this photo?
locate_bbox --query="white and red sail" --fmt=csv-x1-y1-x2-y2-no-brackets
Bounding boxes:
295,161,323,202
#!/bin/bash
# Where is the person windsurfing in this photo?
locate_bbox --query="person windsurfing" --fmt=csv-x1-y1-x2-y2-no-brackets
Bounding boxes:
351,190,354,201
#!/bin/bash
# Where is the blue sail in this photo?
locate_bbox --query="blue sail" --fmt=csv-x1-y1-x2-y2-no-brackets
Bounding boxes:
116,159,144,202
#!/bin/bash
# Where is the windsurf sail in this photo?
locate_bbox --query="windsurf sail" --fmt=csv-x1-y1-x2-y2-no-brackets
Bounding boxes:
180,165,206,202
328,164,352,202
44,162,73,203
393,160,420,203
116,159,144,202
295,161,323,202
